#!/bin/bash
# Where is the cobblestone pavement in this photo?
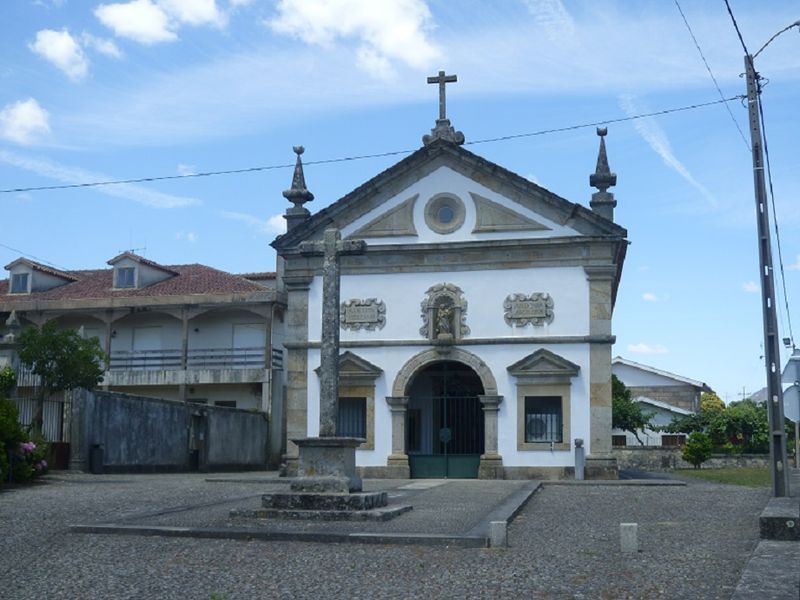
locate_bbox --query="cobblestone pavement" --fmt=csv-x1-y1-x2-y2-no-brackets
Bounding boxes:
0,472,770,599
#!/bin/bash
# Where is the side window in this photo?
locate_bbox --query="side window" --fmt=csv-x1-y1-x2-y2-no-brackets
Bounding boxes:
337,396,367,439
10,273,29,294
116,267,135,288
524,396,563,443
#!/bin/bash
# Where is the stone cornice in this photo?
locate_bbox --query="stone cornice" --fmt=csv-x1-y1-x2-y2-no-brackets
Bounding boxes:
285,335,615,350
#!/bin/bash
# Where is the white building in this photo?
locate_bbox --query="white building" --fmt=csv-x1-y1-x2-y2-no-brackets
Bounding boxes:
273,104,628,479
611,356,713,447
0,253,286,463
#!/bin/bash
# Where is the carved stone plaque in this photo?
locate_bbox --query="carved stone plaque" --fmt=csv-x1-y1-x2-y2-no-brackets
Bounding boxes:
504,293,554,327
340,298,386,331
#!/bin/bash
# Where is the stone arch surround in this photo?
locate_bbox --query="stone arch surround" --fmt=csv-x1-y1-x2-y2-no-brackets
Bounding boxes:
392,347,498,397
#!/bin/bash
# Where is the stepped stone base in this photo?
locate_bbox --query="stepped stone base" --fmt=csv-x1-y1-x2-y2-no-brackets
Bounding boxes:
231,504,412,522
262,491,388,511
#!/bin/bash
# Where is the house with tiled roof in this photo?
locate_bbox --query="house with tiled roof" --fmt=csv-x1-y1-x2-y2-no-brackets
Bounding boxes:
1,253,286,465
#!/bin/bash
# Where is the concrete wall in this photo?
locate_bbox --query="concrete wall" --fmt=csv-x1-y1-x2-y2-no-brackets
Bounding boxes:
612,447,770,471
70,390,268,473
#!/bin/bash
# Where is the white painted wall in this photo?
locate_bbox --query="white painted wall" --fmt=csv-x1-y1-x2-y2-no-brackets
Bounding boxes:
612,363,686,388
340,166,581,245
308,268,590,344
305,342,592,468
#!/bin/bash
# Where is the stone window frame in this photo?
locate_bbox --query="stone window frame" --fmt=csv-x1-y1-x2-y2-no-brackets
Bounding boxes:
424,193,466,235
507,349,580,452
316,351,382,451
516,384,571,451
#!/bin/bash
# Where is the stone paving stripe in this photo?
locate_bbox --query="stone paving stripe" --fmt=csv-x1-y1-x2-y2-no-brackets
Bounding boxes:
465,481,541,538
542,479,686,487
68,524,488,547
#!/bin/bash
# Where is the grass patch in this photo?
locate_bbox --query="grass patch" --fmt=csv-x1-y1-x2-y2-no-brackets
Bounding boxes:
676,467,771,487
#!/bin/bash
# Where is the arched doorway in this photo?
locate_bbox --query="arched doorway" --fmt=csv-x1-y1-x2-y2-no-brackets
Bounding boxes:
406,360,485,478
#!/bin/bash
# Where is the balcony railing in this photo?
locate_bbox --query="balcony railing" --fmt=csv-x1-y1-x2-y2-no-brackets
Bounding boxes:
108,347,267,370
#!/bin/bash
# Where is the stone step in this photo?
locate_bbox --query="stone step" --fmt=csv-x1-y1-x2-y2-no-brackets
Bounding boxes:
261,491,389,511
232,504,412,522
759,497,800,541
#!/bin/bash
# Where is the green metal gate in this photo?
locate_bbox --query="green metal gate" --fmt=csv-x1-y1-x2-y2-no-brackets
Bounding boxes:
407,361,484,478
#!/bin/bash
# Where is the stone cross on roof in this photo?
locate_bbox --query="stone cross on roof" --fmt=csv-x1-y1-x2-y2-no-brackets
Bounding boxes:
300,228,367,437
423,70,465,146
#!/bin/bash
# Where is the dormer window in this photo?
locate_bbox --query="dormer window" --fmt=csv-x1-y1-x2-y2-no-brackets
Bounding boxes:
116,267,135,289
10,273,29,294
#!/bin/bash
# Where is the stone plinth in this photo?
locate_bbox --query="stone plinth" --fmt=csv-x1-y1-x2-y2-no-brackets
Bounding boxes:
262,491,388,511
292,436,364,493
585,455,619,480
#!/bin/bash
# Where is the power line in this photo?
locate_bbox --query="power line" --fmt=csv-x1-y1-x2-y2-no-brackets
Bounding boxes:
723,0,750,55
0,96,744,195
757,88,795,345
673,0,750,151
0,242,67,271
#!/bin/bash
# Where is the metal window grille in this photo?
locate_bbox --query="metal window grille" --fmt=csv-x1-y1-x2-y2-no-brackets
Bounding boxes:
524,396,563,443
337,397,366,439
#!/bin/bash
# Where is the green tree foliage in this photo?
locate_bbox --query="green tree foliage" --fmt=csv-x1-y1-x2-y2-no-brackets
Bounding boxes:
0,366,16,396
17,321,105,435
699,392,725,413
682,432,713,468
666,396,780,454
611,375,654,445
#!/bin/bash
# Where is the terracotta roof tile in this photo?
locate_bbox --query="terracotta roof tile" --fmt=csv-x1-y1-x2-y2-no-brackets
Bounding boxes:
0,264,272,302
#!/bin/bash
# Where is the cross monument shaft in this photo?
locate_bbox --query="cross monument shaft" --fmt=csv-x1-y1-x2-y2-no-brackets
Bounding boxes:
300,228,367,437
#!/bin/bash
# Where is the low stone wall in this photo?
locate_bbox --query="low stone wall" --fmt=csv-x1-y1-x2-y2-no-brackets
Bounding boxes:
70,390,268,473
612,447,770,471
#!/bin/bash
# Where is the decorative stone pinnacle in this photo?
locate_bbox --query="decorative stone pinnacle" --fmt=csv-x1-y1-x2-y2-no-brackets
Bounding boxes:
282,145,314,208
590,127,617,193
422,70,464,146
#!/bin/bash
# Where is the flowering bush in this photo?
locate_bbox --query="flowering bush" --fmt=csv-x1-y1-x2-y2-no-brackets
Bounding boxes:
11,438,50,483
0,397,49,486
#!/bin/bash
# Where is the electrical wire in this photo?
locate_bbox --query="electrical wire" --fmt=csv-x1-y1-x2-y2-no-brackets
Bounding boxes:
0,242,67,271
756,83,795,346
0,96,744,195
674,0,750,151
723,0,750,55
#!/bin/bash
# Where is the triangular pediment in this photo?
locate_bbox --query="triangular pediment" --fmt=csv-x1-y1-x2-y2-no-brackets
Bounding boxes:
507,349,580,380
470,193,550,233
315,351,383,383
272,139,627,251
351,195,418,238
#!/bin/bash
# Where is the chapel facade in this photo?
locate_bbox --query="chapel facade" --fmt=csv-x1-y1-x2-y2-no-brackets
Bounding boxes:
273,77,627,479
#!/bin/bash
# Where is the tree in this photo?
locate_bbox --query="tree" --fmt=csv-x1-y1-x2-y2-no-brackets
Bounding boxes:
699,392,725,413
682,432,713,468
17,321,105,435
612,374,654,445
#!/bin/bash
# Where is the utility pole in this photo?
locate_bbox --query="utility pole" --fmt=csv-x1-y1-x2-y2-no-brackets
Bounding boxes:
744,55,789,497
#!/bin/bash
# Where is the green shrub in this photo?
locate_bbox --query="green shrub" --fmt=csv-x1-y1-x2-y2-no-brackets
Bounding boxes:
0,398,48,486
0,367,15,396
682,432,713,469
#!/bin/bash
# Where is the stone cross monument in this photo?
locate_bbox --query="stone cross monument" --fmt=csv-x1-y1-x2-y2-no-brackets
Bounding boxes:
300,228,367,436
423,70,465,146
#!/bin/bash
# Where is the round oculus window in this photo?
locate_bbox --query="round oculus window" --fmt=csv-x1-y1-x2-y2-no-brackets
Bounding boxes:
424,194,466,234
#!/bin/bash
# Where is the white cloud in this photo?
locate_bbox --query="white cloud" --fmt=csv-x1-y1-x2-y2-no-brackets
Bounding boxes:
788,255,800,271
0,99,51,145
521,0,575,41
742,281,760,293
95,0,227,44
81,32,123,58
0,149,198,208
619,94,717,207
267,214,287,235
269,0,441,78
29,29,89,81
627,343,669,355
220,211,285,235
176,231,198,242
177,163,196,176
642,292,658,302
159,0,225,27
95,0,178,44
228,0,254,5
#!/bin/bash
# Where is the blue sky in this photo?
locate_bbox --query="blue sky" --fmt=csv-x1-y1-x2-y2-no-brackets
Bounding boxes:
1,0,798,402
